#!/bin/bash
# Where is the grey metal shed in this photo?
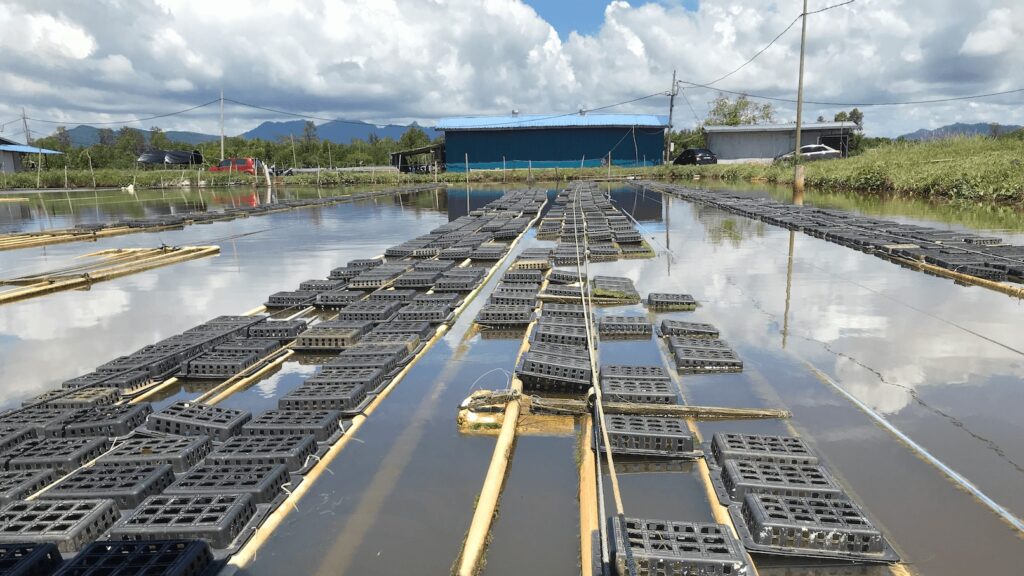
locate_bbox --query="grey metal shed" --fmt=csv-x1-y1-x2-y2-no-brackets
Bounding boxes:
703,122,857,162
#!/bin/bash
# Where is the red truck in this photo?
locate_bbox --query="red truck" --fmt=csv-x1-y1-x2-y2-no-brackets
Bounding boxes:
208,157,265,176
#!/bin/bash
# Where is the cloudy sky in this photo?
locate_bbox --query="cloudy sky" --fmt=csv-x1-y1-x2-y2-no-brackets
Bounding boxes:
0,0,1021,139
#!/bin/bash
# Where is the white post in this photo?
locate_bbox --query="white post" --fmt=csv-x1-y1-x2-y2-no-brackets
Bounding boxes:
219,88,225,161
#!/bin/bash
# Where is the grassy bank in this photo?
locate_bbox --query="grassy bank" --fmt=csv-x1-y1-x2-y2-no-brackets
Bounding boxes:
4,137,1022,203
663,136,1024,204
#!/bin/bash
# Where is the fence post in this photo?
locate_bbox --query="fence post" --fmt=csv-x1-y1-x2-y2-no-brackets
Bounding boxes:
86,151,96,188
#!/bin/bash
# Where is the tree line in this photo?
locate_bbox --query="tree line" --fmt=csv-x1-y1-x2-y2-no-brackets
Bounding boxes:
30,122,437,170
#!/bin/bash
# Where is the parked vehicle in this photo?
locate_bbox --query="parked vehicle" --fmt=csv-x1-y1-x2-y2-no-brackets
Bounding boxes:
673,148,718,165
208,157,265,175
774,144,841,163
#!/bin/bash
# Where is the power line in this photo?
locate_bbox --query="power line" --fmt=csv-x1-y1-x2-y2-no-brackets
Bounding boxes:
678,88,702,127
677,81,1024,107
700,1,855,89
24,99,220,126
223,98,393,127
430,90,670,129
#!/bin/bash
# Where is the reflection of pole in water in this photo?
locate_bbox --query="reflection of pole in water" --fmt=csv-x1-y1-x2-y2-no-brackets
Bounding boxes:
665,191,671,276
782,230,795,348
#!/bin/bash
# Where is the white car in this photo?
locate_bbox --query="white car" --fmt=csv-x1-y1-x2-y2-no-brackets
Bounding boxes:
774,144,842,163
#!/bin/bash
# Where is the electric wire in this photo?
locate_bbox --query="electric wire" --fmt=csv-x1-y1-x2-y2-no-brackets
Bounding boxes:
25,99,221,125
695,1,855,89
433,91,670,129
678,81,1024,108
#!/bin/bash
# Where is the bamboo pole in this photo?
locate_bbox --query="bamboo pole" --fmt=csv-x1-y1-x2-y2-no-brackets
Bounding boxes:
578,415,598,576
0,246,219,305
201,350,295,405
529,398,790,419
456,299,544,575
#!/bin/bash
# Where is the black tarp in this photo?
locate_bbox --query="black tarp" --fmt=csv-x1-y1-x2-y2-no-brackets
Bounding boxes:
136,150,204,165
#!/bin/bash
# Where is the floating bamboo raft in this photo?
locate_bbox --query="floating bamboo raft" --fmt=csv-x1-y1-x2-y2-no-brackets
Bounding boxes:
0,245,219,305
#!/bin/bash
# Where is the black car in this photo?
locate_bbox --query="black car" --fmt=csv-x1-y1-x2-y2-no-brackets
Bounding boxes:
674,148,717,165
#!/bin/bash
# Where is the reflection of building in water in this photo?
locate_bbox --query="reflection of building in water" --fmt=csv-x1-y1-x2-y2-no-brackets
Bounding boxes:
0,201,33,233
393,188,450,215
608,188,663,222
696,205,766,246
447,189,505,220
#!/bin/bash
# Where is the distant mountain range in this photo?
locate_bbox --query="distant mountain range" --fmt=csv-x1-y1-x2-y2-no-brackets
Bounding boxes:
57,120,439,148
242,120,439,143
898,122,1022,141
63,125,217,146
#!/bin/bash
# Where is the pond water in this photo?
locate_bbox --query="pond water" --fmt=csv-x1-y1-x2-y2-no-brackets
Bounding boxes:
0,182,1021,575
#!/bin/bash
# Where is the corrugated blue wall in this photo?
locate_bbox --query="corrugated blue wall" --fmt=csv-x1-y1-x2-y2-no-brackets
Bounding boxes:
444,126,665,171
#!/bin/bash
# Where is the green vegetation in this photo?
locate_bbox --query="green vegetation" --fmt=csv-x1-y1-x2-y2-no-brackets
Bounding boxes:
704,93,776,126
664,136,1024,204
26,124,437,171
8,114,1024,205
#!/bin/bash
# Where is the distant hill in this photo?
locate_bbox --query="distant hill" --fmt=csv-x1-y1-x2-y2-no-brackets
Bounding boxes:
899,122,1022,141
64,125,217,147
57,120,438,147
241,120,439,143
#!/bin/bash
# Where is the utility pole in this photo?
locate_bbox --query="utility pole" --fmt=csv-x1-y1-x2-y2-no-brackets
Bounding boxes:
793,0,809,197
219,89,225,161
21,108,32,146
290,135,298,167
666,69,676,164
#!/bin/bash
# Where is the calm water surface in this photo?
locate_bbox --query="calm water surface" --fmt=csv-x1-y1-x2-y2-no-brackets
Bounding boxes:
0,182,1022,575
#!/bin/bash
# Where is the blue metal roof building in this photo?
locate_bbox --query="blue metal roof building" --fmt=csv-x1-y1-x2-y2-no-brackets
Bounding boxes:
0,136,62,174
436,113,668,171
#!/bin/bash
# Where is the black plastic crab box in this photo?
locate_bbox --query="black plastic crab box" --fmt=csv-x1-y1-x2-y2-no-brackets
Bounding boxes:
611,516,749,576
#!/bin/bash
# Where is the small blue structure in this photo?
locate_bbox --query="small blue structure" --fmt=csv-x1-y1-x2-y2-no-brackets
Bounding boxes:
436,113,668,172
0,136,63,173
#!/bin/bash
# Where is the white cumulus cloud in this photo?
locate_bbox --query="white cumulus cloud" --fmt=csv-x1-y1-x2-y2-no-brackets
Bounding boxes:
0,0,1020,138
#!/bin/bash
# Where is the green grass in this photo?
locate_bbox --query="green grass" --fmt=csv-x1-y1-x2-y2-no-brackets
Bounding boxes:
662,136,1024,203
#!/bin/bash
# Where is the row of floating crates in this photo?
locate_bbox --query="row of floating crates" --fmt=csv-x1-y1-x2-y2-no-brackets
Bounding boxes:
660,323,744,374
646,292,697,311
597,315,652,339
658,184,1024,285
558,181,744,576
517,312,592,394
0,191,547,558
700,432,900,563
